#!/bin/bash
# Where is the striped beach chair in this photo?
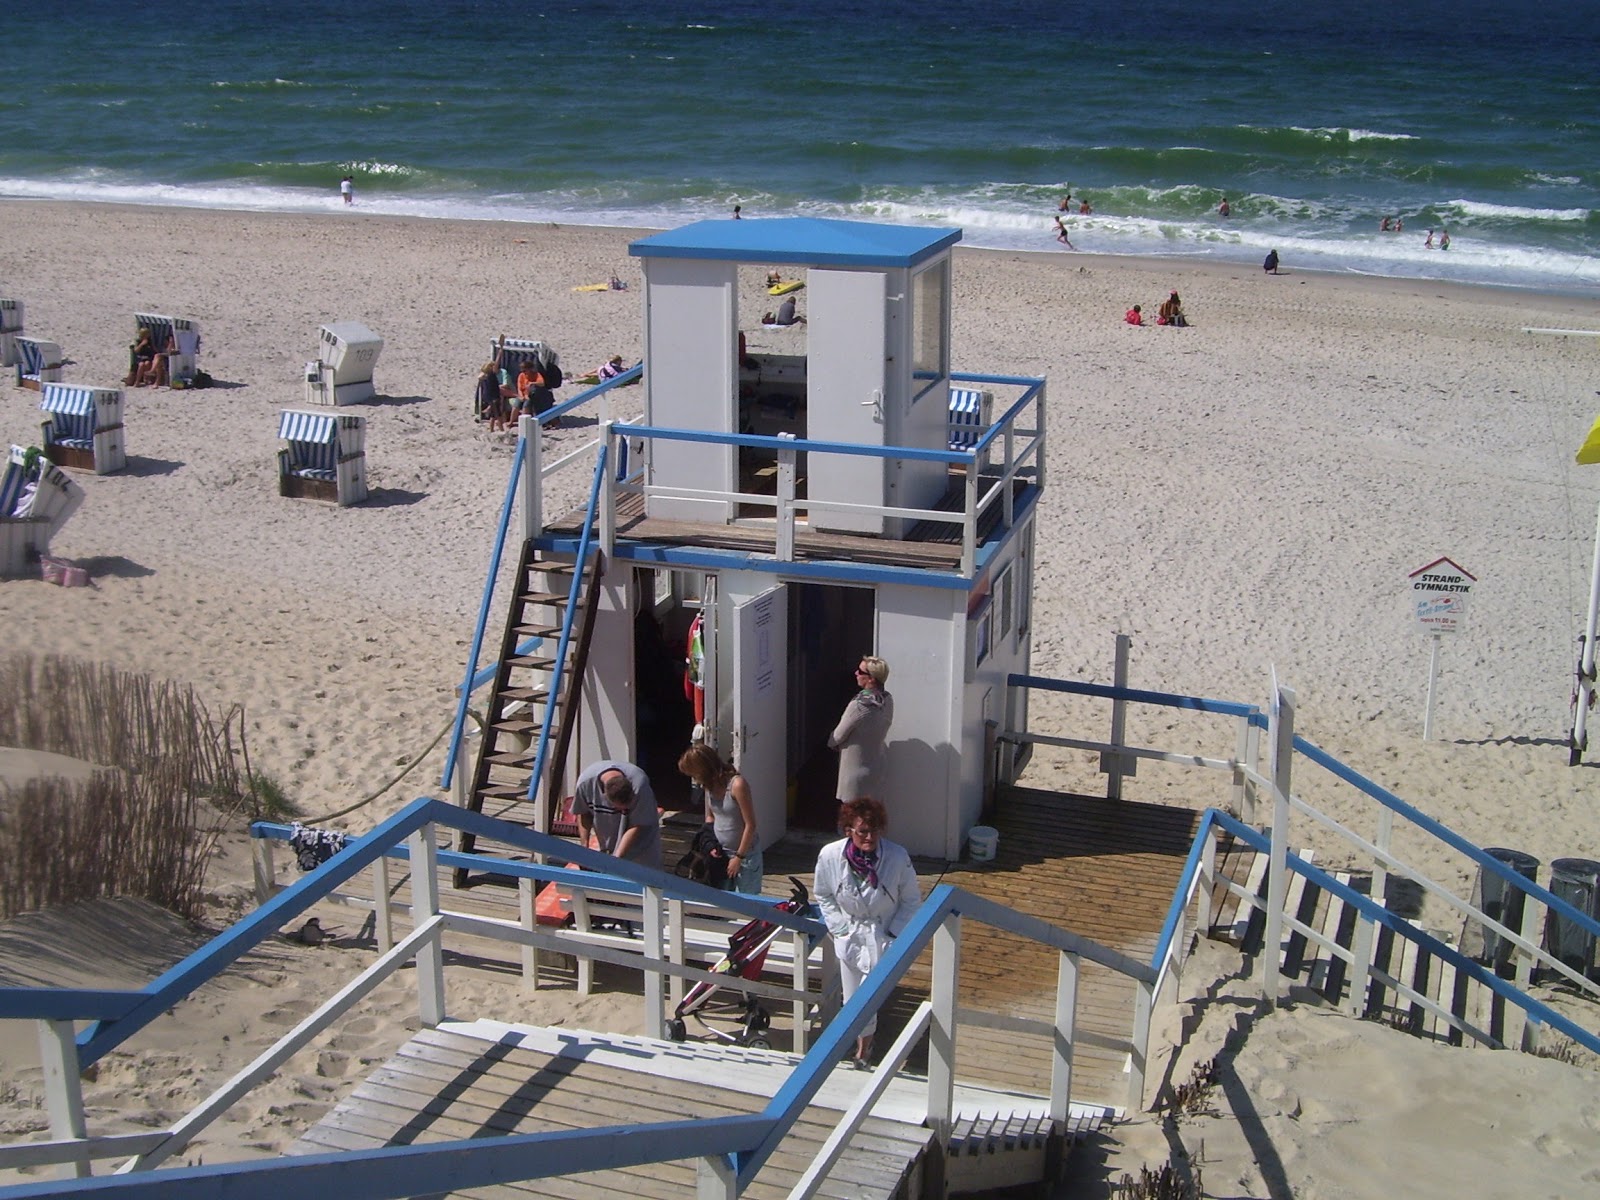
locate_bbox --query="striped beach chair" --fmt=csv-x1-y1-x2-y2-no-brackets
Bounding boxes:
132,312,202,387
0,299,22,368
40,383,126,475
13,337,65,391
277,409,368,506
947,386,994,469
0,445,86,579
492,335,561,417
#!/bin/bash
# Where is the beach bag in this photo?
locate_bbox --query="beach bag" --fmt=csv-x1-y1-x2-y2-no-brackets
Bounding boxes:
676,826,728,888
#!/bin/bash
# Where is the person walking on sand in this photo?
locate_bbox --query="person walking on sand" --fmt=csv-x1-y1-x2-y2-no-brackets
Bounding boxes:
340,175,353,206
1053,215,1075,249
829,656,893,807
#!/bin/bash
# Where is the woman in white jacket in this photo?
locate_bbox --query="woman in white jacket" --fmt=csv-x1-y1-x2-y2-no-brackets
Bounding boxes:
813,797,922,1067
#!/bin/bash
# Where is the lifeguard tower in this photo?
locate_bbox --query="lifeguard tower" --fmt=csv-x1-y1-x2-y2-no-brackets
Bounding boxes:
458,218,1045,862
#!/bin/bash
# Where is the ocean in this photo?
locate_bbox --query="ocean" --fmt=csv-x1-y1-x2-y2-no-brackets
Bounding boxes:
4,0,1597,293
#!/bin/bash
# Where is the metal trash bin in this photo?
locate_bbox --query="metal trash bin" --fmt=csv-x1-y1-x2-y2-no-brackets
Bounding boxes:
1467,847,1540,975
1544,857,1600,979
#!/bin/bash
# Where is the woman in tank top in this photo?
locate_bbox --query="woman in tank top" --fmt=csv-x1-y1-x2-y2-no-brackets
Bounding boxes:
678,743,763,894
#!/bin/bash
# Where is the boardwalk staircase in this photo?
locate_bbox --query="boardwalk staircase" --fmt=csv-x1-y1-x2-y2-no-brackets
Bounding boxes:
1207,838,1541,1049
455,537,603,887
290,1018,1111,1199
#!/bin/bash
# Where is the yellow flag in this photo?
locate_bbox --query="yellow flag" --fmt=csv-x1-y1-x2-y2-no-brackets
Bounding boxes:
1579,413,1600,465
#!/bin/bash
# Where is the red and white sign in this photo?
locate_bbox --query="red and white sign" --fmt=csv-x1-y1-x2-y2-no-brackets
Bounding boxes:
1408,556,1476,635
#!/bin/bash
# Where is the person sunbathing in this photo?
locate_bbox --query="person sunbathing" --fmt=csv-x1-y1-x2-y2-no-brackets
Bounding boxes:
597,354,626,381
128,328,165,386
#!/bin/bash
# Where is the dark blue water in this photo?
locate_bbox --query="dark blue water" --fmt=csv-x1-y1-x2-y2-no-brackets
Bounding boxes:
3,0,1597,291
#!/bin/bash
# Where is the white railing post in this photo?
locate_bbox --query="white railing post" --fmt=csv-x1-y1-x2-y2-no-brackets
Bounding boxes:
521,413,543,541
36,1019,87,1179
1105,633,1132,800
1231,715,1250,817
961,468,979,576
600,421,617,556
667,896,686,1011
1262,684,1296,1008
1128,979,1153,1112
1195,821,1217,937
409,824,446,1027
373,853,394,953
1036,384,1047,491
1050,951,1079,1124
1241,716,1261,826
791,928,810,1052
776,433,797,561
572,888,595,996
697,1152,737,1199
1514,886,1543,1051
928,914,961,1145
519,877,540,989
251,837,275,905
644,884,666,1039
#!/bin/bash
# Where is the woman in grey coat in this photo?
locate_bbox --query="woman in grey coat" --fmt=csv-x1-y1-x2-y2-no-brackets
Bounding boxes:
829,656,893,803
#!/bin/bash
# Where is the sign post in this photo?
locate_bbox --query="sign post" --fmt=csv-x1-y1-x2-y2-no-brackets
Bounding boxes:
1570,412,1600,764
1408,557,1477,740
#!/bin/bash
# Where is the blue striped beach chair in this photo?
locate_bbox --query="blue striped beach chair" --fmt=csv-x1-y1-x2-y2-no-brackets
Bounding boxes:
0,299,22,368
277,409,368,506
492,335,561,417
131,312,202,388
1,445,85,578
13,336,64,391
947,386,994,469
40,383,126,474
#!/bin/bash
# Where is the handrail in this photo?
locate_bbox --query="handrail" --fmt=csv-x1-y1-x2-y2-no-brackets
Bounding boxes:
1208,810,1600,1056
439,364,641,789
1007,672,1260,718
442,439,527,789
521,443,610,815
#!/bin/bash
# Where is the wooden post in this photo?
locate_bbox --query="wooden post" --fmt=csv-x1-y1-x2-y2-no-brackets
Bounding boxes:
790,928,810,1052
600,421,616,557
1515,886,1542,1051
1195,821,1217,937
928,915,961,1145
1262,683,1296,1008
519,877,540,990
373,853,394,953
251,837,275,905
36,1019,87,1179
409,824,446,1027
572,888,595,996
1128,979,1153,1112
1106,633,1132,800
644,884,666,1039
1422,633,1443,741
1570,496,1600,764
520,412,542,541
696,1152,737,1199
667,896,686,1011
776,433,797,561
1241,715,1261,826
1050,951,1079,1124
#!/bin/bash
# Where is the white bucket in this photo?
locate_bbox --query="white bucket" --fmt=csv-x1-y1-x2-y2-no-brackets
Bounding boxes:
968,825,999,863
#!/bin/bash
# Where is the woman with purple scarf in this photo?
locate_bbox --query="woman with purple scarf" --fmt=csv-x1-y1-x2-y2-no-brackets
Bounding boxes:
813,797,922,1067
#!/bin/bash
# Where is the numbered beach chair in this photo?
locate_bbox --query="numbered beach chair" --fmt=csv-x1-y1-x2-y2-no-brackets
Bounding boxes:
277,409,368,506
1,446,86,579
39,383,126,475
131,312,203,388
947,386,993,470
13,336,65,391
0,299,22,367
304,321,383,406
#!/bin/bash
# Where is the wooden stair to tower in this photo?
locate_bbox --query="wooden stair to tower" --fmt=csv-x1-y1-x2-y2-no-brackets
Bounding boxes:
454,539,604,887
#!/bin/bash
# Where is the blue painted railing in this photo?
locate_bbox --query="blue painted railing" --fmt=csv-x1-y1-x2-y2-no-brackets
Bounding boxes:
0,795,1149,1199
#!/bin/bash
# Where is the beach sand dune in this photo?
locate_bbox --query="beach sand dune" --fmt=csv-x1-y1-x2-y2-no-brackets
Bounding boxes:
2,201,1598,1190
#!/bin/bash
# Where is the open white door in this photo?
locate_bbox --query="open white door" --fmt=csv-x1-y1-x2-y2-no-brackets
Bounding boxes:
806,268,889,534
733,583,788,851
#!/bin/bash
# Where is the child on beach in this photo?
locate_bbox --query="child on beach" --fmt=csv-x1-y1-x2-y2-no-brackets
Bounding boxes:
1125,305,1143,326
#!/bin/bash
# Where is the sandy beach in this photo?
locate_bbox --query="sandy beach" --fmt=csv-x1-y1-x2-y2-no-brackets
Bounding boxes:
3,199,1599,1195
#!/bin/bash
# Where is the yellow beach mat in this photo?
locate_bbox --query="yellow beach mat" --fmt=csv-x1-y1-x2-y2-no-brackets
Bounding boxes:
767,280,804,296
1577,411,1600,465
572,283,611,292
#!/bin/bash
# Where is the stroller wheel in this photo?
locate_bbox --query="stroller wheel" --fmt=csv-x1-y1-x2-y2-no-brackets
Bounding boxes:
744,1035,771,1050
666,1018,687,1042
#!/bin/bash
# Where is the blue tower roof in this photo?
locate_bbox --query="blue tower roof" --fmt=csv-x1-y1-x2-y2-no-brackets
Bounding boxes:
630,217,961,269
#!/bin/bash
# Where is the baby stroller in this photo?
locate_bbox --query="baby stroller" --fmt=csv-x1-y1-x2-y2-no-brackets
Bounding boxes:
665,877,815,1049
